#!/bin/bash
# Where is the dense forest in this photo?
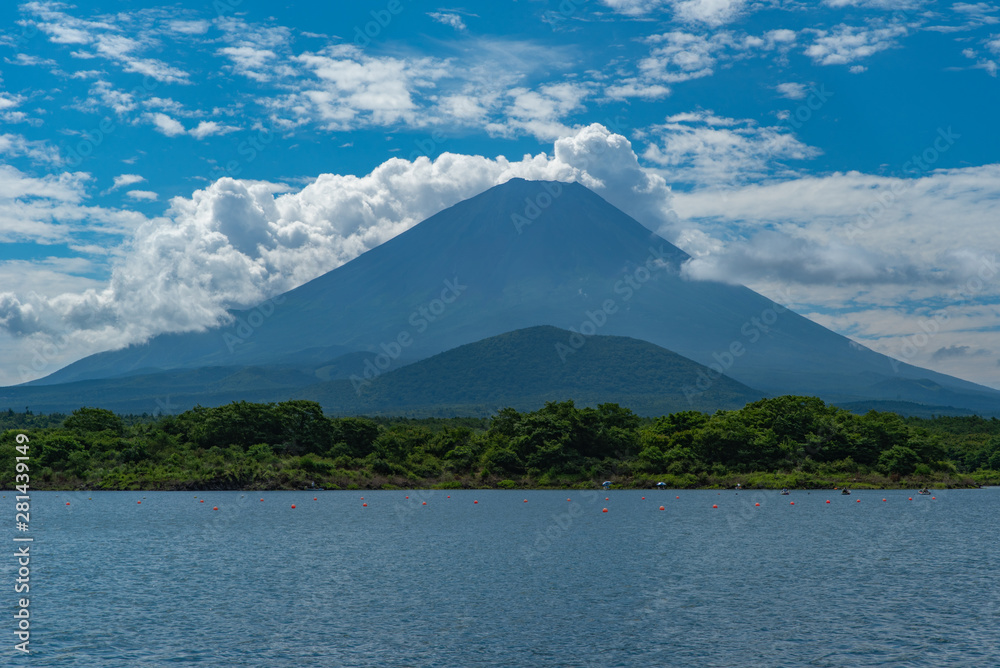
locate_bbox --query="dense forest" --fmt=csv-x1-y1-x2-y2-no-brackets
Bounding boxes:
2,396,999,490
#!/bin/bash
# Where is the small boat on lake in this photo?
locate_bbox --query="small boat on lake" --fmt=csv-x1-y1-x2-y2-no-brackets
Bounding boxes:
918,488,932,495
841,488,851,495
779,488,789,495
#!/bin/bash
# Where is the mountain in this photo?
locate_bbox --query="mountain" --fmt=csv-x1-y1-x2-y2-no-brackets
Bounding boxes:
7,178,1000,415
298,325,766,416
0,326,764,416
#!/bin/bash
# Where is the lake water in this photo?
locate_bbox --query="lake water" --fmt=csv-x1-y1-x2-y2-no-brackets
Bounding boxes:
3,488,999,667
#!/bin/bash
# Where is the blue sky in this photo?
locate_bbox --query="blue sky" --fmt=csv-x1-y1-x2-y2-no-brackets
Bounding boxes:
1,0,999,389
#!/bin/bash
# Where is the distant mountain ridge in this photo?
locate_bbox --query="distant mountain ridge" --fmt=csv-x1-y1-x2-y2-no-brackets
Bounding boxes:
6,178,1000,416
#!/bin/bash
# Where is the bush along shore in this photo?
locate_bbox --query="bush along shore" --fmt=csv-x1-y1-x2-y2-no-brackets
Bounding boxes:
2,396,999,491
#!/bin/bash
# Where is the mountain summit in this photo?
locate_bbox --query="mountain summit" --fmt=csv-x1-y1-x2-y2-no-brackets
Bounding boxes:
18,178,1000,414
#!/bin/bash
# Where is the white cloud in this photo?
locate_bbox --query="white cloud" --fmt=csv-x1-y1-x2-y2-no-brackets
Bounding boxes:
218,46,278,82
125,190,158,201
642,111,821,186
428,12,468,31
486,83,592,140
110,174,145,191
600,0,749,25
0,133,62,165
806,23,910,65
0,124,676,382
147,113,239,139
775,82,808,99
168,19,210,35
671,0,748,26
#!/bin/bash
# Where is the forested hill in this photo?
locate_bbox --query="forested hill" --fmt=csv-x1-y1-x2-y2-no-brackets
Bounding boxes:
2,396,998,491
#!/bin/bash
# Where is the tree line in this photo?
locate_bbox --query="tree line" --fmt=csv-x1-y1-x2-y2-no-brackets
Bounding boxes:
1,396,998,490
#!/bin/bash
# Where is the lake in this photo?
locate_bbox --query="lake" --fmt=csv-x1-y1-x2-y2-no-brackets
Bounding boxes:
3,488,998,667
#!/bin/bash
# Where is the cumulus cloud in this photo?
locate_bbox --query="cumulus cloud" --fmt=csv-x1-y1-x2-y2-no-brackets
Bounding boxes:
600,0,749,25
642,111,821,186
110,174,145,191
429,12,467,31
775,82,808,99
147,113,239,139
0,133,62,165
806,23,910,65
125,190,158,201
0,124,676,382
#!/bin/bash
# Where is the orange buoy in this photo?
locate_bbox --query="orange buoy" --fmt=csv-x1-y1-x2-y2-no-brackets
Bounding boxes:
260,498,264,502
676,496,680,499
405,496,409,499
213,506,218,510
66,502,70,505
200,499,204,503
313,497,317,501
641,497,645,500
605,497,609,500
137,501,141,504
755,503,760,507
422,501,427,505
523,499,528,503
932,496,936,500
790,501,794,505
659,506,665,510
291,504,296,509
826,500,830,504
474,500,478,504
362,503,367,507
856,499,861,503
908,497,913,500
712,504,718,508
567,498,571,502
602,508,608,513
447,495,451,498
882,498,887,502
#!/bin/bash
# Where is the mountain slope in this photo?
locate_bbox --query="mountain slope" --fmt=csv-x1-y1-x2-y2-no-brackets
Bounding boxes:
298,325,766,416
14,178,1000,415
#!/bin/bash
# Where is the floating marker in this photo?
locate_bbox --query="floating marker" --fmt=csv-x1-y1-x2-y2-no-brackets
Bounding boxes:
659,506,665,510
474,500,478,504
676,496,680,499
405,496,409,499
361,497,364,500
856,499,861,503
314,497,317,501
882,498,887,502
790,501,794,505
932,496,936,500
605,497,609,500
422,501,427,505
641,497,646,500
712,504,718,508
908,497,913,500
66,502,70,505
447,495,451,498
200,499,204,503
523,499,528,503
137,501,141,504
826,500,830,504
213,506,218,510
602,508,608,513
567,498,571,502
363,503,367,507
260,498,264,502
291,504,296,509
